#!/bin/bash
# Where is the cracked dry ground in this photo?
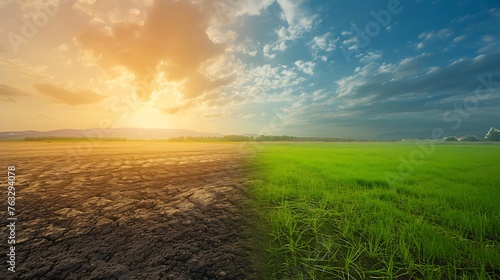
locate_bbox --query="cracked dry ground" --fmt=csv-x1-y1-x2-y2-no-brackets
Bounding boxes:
1,142,263,280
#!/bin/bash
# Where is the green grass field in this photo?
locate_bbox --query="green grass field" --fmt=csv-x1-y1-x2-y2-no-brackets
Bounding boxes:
249,142,500,279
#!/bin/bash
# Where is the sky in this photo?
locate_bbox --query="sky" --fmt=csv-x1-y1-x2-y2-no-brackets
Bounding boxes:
0,0,499,139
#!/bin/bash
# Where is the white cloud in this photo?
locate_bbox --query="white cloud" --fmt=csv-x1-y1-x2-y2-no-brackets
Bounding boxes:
263,40,288,60
235,41,258,56
436,28,453,38
276,0,317,40
452,35,467,43
427,66,440,74
451,14,473,23
419,28,452,41
209,62,307,108
276,0,299,24
239,113,256,118
343,37,358,45
416,28,453,50
348,44,358,51
358,51,382,63
310,32,337,61
294,60,315,75
277,26,288,39
377,63,395,74
477,35,499,54
311,32,337,52
312,90,327,101
206,27,238,44
273,41,288,52
263,44,276,59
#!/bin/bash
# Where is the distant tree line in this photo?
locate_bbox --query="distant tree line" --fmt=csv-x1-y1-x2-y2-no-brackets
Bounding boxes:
164,135,254,142
163,135,364,142
24,137,127,141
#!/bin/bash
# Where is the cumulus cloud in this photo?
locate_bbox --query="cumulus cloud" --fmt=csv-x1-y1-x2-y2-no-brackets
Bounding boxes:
75,0,232,102
295,60,315,75
263,16,315,60
310,32,337,61
273,41,288,52
263,44,276,59
34,83,108,105
262,40,290,59
276,0,317,40
311,32,337,52
0,84,28,102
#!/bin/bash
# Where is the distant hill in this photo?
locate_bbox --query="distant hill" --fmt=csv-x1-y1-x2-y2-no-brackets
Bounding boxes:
0,128,222,140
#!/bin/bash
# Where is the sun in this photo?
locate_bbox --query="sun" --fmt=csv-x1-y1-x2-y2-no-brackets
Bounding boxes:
116,103,169,129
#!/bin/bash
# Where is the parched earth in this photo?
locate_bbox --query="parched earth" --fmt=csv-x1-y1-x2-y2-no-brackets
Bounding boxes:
0,142,264,279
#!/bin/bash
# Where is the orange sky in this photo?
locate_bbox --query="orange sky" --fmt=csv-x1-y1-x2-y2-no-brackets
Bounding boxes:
0,0,271,134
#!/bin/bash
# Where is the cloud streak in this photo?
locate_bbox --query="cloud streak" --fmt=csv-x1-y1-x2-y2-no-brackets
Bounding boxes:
337,52,500,101
34,83,108,106
0,84,28,102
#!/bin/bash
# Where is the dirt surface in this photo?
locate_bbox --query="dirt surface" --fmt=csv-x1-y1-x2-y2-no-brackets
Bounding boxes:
0,142,262,279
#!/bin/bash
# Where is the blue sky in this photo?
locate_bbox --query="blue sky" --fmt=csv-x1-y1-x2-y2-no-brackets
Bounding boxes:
0,0,499,139
224,0,500,139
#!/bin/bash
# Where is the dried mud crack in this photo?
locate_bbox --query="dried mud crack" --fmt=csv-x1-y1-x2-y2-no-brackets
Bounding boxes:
1,142,263,280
